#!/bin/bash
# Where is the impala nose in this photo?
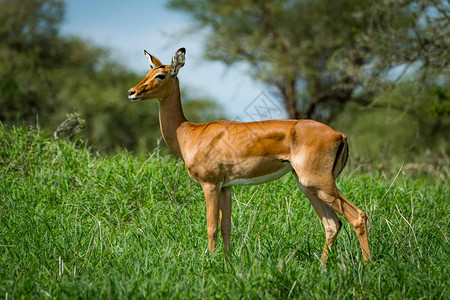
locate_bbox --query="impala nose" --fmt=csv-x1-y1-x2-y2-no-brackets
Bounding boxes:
128,89,139,101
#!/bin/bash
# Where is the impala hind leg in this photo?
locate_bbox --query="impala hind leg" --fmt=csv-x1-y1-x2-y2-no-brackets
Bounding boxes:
202,183,220,252
294,174,342,263
321,189,371,261
313,185,371,261
219,187,232,252
294,173,371,261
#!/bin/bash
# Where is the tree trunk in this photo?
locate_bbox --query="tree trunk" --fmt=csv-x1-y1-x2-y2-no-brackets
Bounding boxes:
283,77,299,119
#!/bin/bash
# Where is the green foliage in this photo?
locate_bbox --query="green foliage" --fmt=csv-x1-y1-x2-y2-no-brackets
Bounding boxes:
1,125,449,298
182,88,227,123
332,80,449,178
430,86,450,119
0,0,64,45
353,0,450,79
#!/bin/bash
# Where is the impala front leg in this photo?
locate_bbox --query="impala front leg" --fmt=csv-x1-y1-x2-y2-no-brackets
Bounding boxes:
220,187,232,252
202,183,221,252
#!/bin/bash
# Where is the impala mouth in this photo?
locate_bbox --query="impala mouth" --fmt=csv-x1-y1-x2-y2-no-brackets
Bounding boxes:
128,95,142,102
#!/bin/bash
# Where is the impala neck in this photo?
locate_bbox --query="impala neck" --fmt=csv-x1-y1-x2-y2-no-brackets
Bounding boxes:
158,77,187,158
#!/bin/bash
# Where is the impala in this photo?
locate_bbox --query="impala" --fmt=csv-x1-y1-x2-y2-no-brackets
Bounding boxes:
128,48,371,262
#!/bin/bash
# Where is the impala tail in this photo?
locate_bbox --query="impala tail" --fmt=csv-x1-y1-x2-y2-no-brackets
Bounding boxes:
332,134,348,179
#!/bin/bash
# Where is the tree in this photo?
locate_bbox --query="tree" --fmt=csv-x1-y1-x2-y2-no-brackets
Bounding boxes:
353,0,449,83
169,0,449,122
0,0,65,123
0,0,64,46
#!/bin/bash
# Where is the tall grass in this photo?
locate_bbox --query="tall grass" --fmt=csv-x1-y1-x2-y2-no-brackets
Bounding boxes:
1,124,449,298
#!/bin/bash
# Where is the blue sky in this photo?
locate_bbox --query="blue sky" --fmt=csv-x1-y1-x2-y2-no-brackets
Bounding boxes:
61,0,275,119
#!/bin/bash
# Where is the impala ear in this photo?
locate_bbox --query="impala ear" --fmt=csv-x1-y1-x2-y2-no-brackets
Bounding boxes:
144,50,163,69
171,48,186,76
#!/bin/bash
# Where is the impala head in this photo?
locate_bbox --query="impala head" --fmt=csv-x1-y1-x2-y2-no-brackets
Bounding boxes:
128,48,186,101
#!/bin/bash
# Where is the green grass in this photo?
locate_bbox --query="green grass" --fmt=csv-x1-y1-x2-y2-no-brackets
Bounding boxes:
1,124,449,299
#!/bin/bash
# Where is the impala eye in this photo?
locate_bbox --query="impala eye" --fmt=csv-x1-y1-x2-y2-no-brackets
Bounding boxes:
154,74,166,80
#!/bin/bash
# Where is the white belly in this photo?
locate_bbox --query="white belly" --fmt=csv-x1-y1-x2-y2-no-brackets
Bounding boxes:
223,162,293,187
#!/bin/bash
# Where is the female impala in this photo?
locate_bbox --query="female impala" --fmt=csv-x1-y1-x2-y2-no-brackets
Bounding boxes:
128,48,371,262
